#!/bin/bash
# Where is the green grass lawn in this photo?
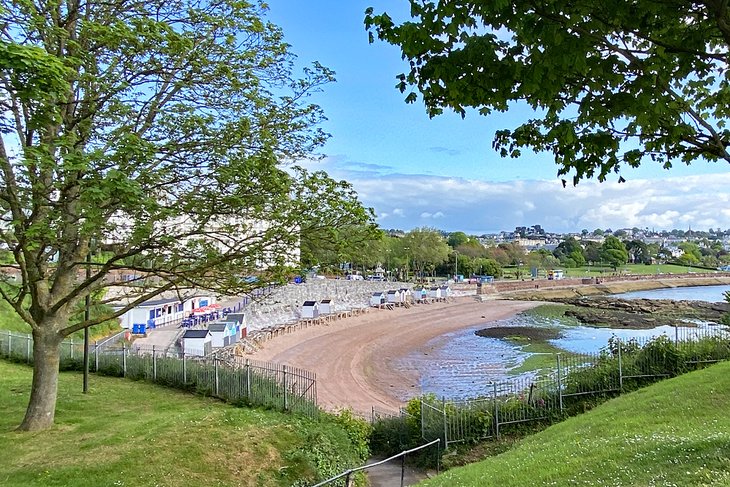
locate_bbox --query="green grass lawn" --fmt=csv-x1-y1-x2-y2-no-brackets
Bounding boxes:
421,361,730,486
0,361,365,487
567,263,712,277
502,263,713,280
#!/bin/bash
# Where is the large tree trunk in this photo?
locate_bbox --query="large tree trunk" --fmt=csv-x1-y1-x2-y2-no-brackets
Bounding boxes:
17,329,63,432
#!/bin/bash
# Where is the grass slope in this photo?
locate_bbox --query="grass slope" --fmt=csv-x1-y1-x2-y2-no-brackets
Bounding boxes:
422,362,730,487
0,361,363,487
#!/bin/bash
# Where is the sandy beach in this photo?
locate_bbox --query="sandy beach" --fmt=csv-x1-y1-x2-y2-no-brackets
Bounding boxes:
250,297,539,416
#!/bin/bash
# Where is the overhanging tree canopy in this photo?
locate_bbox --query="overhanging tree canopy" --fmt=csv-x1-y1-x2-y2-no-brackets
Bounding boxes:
1,0,373,431
365,1,730,183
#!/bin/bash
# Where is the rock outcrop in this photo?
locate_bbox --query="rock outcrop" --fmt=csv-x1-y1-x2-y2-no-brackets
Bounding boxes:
552,297,730,329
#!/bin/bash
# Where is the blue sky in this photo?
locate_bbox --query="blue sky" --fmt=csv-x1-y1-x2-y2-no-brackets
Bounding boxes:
266,1,729,235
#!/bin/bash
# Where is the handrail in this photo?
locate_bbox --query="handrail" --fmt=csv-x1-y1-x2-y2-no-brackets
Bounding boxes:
310,438,441,487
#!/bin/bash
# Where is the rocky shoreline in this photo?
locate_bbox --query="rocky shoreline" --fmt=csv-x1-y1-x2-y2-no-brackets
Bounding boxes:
487,277,730,329
499,276,730,301
553,296,730,329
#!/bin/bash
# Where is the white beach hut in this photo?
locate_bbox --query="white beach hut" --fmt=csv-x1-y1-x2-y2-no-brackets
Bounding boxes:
439,285,452,298
182,329,212,357
301,300,320,319
399,288,412,303
370,292,386,307
386,290,399,304
320,299,334,315
208,322,238,348
428,287,442,299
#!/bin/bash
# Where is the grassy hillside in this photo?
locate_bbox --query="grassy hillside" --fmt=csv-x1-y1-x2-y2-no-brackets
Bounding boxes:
421,361,730,487
0,361,366,487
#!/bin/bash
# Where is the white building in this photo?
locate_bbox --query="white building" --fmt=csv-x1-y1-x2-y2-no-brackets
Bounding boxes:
115,294,216,329
182,329,212,357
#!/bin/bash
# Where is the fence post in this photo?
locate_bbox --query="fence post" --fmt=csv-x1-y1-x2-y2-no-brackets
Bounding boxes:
245,359,251,399
70,338,74,360
214,358,220,397
556,354,564,412
618,337,623,391
283,365,288,411
493,382,499,440
401,454,406,487
7,331,10,357
421,398,425,440
26,335,31,363
94,341,98,372
122,343,127,377
153,346,157,381
182,351,187,383
442,397,448,448
675,326,679,346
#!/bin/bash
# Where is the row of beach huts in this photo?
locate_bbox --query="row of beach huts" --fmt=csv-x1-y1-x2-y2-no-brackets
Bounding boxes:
370,285,452,307
120,282,454,358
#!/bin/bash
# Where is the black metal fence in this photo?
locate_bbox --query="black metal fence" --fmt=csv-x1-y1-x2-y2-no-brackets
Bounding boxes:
0,330,318,418
376,324,730,449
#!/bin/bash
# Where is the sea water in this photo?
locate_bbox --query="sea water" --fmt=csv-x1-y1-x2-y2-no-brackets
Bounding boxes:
400,285,730,400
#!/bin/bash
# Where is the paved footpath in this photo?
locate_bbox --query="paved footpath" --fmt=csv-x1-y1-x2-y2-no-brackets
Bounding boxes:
365,457,432,487
131,327,181,350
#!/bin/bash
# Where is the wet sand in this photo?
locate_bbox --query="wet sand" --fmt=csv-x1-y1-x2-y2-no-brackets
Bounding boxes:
250,297,538,416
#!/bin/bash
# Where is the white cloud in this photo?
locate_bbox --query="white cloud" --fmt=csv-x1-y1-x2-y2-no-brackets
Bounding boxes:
335,171,730,234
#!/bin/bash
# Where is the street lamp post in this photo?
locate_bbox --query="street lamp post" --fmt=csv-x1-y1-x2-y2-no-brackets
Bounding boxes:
403,247,410,281
386,249,391,281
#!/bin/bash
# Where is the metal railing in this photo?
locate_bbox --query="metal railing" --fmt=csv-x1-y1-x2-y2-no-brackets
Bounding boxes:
311,438,441,487
0,330,318,418
375,325,730,449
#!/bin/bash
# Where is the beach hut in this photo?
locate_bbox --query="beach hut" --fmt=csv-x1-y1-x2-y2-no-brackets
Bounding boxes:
428,287,442,300
370,292,386,307
399,288,412,303
320,299,334,315
225,312,247,338
386,290,399,304
301,300,319,319
208,322,238,348
182,329,212,357
439,285,452,298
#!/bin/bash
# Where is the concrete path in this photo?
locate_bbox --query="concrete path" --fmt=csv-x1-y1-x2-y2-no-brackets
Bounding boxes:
132,327,181,350
365,457,432,487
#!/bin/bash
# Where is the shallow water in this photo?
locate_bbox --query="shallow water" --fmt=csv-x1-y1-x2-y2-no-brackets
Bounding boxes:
396,323,527,400
617,284,730,302
402,285,730,399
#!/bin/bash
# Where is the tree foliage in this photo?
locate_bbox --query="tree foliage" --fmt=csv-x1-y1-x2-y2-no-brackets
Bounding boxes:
401,227,450,278
366,1,730,183
600,236,629,270
447,231,469,248
0,0,373,431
